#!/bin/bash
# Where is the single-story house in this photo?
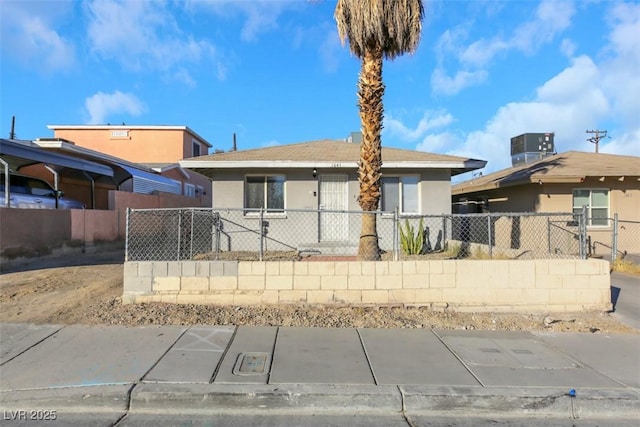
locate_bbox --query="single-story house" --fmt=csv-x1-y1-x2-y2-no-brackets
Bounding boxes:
179,138,486,253
452,150,640,257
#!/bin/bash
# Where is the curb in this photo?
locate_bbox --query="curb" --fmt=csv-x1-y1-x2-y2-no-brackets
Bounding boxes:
400,386,640,418
2,384,638,418
130,384,402,414
0,385,131,413
129,384,640,418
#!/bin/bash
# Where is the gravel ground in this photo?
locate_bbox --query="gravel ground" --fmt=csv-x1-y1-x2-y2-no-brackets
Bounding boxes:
1,250,637,334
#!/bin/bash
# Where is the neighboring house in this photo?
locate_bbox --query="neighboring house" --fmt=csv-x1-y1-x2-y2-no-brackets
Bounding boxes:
47,125,213,206
0,138,114,209
180,138,486,253
452,150,640,257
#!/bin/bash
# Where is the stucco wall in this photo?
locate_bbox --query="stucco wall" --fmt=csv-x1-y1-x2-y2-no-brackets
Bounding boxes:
54,128,186,163
207,168,454,252
123,259,611,313
0,208,71,252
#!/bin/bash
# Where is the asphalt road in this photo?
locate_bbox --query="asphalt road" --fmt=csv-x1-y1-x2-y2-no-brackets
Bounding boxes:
610,272,640,330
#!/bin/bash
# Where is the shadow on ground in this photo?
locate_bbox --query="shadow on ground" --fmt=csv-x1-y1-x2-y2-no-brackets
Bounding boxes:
1,249,125,274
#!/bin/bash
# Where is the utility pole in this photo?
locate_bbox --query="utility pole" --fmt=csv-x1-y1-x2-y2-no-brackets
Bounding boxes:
586,129,607,153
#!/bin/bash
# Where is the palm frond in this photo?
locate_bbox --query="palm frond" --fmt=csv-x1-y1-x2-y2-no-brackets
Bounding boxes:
335,0,424,60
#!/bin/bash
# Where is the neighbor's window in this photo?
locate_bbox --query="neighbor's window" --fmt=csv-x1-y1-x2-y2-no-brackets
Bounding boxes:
245,176,285,212
381,176,419,213
573,189,609,226
184,183,196,197
192,141,201,157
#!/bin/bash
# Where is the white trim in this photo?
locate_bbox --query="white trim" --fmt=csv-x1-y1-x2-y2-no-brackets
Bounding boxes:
180,160,484,169
47,125,213,147
150,164,191,179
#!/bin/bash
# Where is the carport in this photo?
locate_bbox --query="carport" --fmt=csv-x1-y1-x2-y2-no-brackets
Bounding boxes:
32,139,182,195
0,138,114,209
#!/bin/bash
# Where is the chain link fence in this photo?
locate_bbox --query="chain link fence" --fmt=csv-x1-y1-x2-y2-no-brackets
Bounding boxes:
126,207,594,262
584,215,640,261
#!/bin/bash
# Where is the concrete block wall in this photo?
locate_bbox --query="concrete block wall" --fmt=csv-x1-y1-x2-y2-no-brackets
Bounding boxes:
122,259,612,313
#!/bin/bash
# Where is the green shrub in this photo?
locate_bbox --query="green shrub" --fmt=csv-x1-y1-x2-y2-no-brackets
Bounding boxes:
400,218,424,255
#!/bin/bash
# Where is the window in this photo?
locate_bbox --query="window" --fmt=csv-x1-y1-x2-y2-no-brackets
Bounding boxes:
573,189,609,226
184,183,196,197
381,176,419,213
192,141,201,157
245,176,285,212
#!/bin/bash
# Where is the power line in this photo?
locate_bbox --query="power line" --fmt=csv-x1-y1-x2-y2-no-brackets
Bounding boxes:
586,129,607,153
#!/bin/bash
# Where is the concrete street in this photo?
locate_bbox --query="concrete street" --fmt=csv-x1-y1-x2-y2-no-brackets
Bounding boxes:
611,272,640,330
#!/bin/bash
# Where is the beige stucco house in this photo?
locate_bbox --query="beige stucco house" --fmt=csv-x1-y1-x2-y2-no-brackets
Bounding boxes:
180,139,486,252
452,151,640,257
47,125,213,206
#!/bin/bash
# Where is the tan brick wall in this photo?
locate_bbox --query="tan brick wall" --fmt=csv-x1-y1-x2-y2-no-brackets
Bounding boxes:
123,259,612,313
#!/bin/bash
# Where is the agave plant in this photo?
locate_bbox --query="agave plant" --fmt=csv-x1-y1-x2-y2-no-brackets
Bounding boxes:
400,218,424,255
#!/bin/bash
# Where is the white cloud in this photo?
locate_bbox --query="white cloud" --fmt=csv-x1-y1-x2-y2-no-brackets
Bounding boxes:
85,0,220,82
432,0,576,96
84,91,145,124
511,0,574,53
319,29,342,73
560,38,576,58
601,2,640,129
431,68,487,96
186,0,301,42
385,110,455,141
0,1,76,72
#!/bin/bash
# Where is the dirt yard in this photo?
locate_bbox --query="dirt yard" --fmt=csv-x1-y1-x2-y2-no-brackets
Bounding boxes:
0,250,637,334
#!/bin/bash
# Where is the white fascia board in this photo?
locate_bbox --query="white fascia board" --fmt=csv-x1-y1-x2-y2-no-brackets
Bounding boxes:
179,160,483,169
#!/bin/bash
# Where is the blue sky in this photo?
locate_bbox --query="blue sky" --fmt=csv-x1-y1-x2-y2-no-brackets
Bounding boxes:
1,0,639,180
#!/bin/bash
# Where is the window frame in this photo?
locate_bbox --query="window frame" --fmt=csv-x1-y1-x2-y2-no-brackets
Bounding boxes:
380,175,420,215
184,183,196,197
192,141,201,157
243,174,286,216
572,188,610,228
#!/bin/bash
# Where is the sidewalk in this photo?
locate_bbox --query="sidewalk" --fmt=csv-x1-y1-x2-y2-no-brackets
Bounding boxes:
1,323,638,423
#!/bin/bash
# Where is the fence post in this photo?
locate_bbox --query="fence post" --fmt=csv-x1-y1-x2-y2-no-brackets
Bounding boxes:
190,208,195,260
125,207,130,262
393,207,399,261
487,213,493,259
259,207,264,262
442,216,447,250
612,213,619,262
547,216,551,254
579,205,587,259
177,210,182,261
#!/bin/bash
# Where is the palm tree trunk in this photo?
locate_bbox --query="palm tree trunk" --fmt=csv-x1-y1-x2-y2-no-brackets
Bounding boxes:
357,48,384,261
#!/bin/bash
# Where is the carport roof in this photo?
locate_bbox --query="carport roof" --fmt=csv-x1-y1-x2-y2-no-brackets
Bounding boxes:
0,138,113,176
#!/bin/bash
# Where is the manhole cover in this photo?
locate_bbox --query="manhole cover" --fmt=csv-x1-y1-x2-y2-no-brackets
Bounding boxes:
233,352,271,376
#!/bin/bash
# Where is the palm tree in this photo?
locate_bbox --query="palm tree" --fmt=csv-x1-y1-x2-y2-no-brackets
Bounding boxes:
335,0,424,260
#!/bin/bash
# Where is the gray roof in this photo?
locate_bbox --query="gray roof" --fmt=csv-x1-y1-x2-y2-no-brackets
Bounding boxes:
181,139,486,177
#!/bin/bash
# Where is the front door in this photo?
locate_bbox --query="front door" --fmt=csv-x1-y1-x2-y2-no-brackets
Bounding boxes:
319,174,348,242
